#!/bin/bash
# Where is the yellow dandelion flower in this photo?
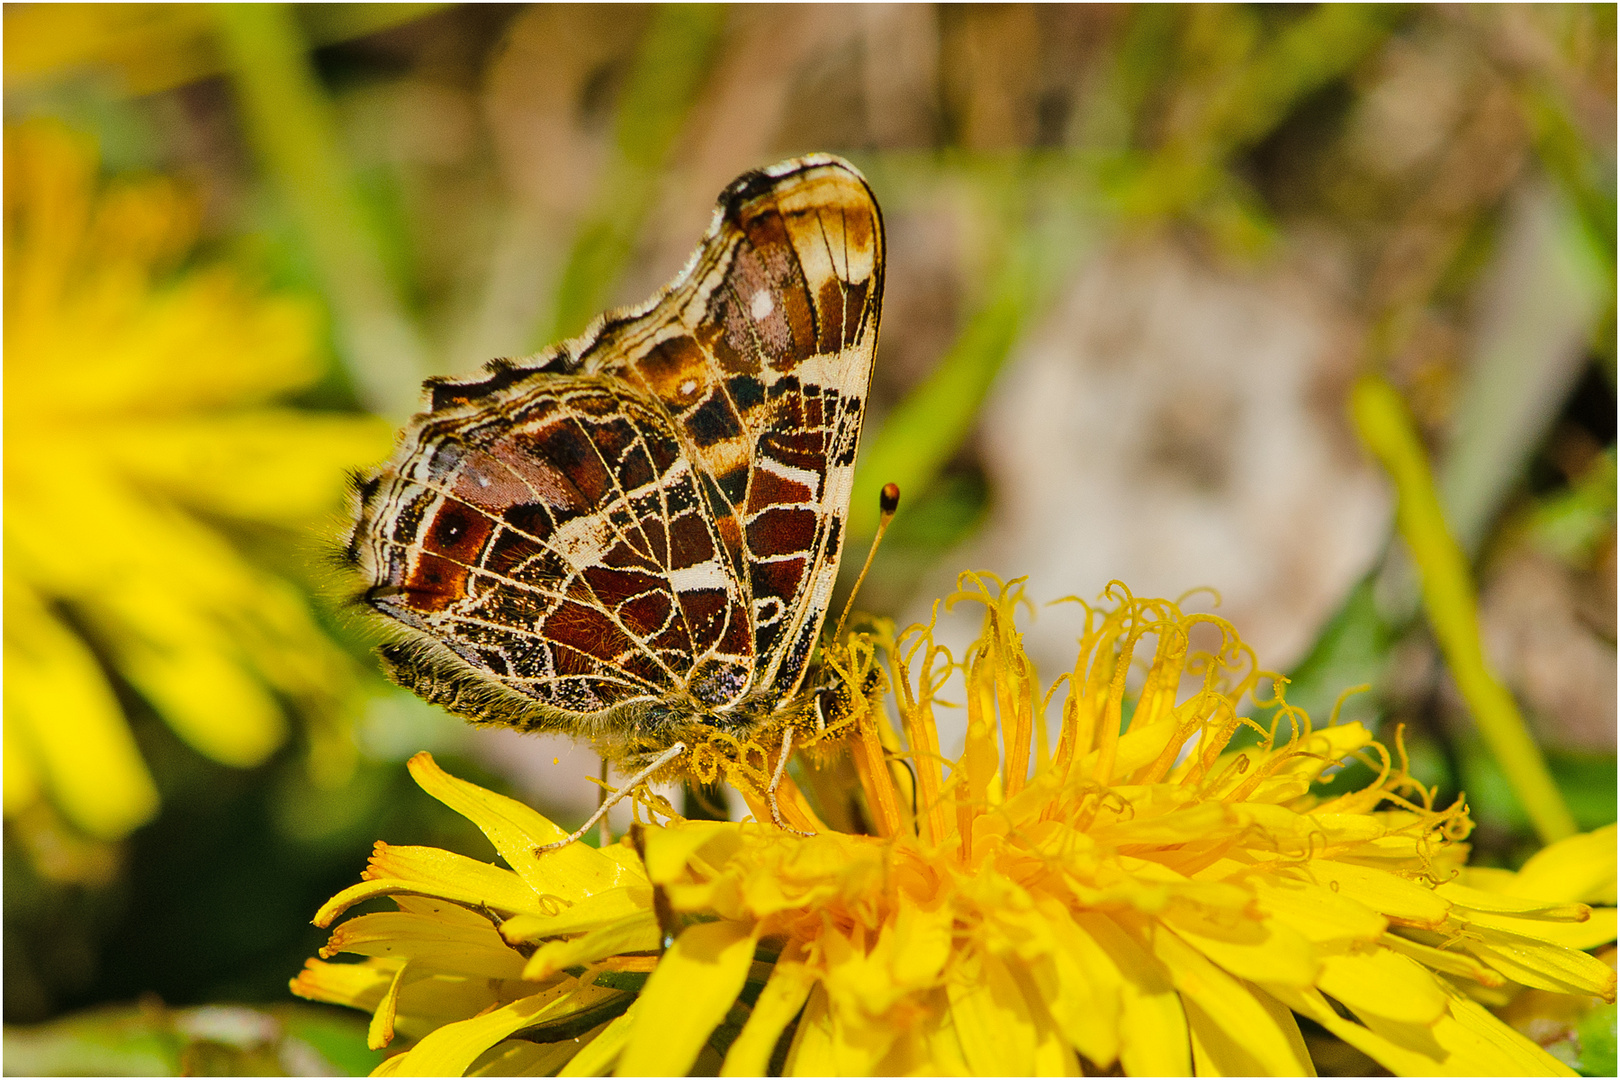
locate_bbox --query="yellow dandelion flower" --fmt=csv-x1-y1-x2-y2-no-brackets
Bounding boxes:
4,120,394,849
296,576,1615,1076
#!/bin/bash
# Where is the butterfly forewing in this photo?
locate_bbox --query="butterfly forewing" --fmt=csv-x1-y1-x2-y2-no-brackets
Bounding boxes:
350,156,883,752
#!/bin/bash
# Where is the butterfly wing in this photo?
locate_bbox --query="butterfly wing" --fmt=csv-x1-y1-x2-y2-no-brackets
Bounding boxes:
349,156,883,745
353,377,749,732
580,156,884,713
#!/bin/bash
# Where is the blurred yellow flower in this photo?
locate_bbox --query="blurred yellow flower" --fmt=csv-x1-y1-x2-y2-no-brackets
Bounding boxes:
295,577,1614,1076
4,120,394,851
4,4,444,98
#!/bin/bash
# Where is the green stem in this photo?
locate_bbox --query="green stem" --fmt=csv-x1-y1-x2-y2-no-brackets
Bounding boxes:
849,155,1093,541
1350,375,1577,843
542,4,727,345
214,3,428,418
848,236,1038,540
1117,5,1398,222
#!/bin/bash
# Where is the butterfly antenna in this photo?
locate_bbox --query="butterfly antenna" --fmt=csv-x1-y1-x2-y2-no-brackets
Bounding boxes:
831,483,901,643
535,742,687,855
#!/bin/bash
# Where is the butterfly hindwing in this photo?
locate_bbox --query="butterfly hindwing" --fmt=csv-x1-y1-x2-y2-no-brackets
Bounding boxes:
358,380,749,716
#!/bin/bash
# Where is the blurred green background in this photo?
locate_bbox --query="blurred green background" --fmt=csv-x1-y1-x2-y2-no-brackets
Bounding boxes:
3,4,1614,1075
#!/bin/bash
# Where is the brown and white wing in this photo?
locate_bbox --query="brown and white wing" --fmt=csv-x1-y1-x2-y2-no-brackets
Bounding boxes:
351,379,753,724
577,155,885,707
348,155,883,734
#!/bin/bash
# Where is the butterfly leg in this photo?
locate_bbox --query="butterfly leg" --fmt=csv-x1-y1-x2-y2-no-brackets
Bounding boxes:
766,727,814,836
597,756,613,848
535,742,687,855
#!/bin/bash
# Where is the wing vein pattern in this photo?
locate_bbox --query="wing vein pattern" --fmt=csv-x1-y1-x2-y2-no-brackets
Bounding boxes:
347,155,884,753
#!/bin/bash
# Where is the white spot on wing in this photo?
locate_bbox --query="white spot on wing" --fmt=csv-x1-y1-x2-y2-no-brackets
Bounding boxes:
669,560,728,592
550,515,612,565
750,288,775,321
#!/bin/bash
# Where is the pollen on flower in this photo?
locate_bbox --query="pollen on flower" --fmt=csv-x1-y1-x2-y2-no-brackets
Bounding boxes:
294,575,1616,1077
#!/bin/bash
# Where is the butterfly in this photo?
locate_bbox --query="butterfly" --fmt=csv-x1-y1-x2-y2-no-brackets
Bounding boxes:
346,155,885,836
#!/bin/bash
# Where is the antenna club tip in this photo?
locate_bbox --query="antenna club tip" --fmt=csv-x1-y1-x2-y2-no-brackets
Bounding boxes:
879,483,900,517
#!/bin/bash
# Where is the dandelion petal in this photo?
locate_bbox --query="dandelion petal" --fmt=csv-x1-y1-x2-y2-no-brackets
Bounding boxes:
720,952,814,1077
618,919,755,1076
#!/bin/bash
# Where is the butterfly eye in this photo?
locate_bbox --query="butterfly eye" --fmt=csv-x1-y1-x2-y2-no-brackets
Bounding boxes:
688,657,750,708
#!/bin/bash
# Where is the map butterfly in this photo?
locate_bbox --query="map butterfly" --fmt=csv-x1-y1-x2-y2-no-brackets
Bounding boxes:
347,156,884,825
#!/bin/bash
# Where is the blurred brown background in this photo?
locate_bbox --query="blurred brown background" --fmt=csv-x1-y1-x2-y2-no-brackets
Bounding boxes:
4,4,1614,1072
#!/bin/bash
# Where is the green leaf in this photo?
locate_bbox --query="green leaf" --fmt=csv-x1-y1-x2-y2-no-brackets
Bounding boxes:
1577,1002,1618,1077
1276,576,1396,732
